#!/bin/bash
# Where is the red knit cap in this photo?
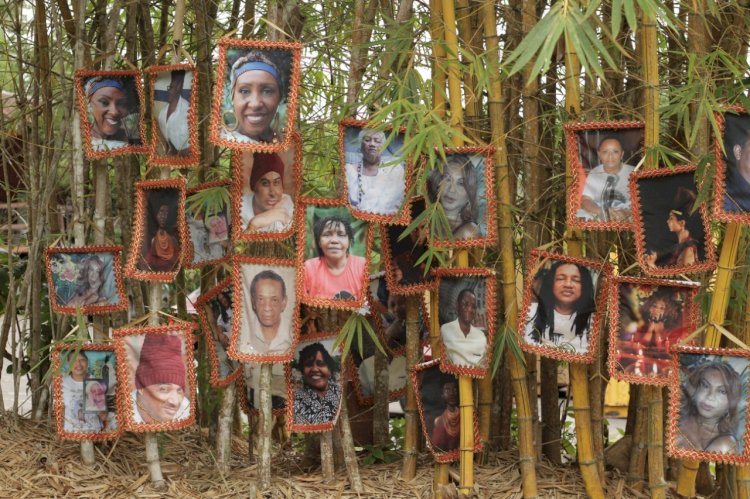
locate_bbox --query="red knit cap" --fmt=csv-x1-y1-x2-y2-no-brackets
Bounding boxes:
135,334,186,390
249,153,285,190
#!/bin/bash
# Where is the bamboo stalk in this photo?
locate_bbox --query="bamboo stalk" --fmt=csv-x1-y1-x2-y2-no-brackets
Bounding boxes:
320,431,335,482
337,384,363,492
645,385,667,498
258,364,272,490
401,295,422,480
627,385,648,491
215,381,236,474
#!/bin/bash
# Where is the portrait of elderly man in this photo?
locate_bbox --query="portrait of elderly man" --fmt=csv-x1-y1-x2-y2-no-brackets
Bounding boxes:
344,127,406,215
577,135,635,222
723,117,750,213
440,288,487,367
240,268,293,355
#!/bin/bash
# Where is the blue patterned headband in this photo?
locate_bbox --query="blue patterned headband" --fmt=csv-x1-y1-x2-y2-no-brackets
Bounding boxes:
232,62,280,84
87,78,125,97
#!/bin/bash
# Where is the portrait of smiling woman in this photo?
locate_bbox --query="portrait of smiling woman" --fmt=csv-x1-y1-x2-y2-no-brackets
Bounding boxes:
83,75,142,152
292,340,342,427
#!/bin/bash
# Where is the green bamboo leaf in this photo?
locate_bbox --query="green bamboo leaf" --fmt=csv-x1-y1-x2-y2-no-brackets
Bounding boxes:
611,0,623,37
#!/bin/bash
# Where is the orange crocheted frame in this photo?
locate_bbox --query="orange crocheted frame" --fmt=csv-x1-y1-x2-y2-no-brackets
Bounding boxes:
285,332,344,433
563,120,644,231
518,250,612,364
74,69,148,160
209,38,302,153
346,351,408,407
630,165,717,276
45,245,128,316
52,343,123,441
124,178,188,282
228,255,300,363
230,132,302,242
667,345,750,465
380,197,439,295
711,106,750,222
338,119,413,225
607,275,700,386
365,281,431,359
236,364,288,418
184,179,232,269
432,267,496,379
296,201,373,310
144,64,200,167
410,359,482,463
195,277,242,388
423,147,498,249
113,323,197,433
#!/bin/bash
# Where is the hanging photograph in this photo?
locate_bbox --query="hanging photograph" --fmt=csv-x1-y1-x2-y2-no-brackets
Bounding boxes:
608,276,700,385
631,165,716,276
124,178,187,282
210,38,302,152
185,180,231,268
298,202,372,310
713,109,750,222
238,362,287,417
424,147,496,248
52,344,120,440
229,256,299,363
46,246,127,316
518,250,611,363
195,278,241,387
668,347,750,464
231,133,301,242
381,197,439,295
411,360,481,463
145,64,199,167
75,69,147,159
339,119,412,224
114,324,196,432
564,121,644,230
435,268,496,378
286,333,343,432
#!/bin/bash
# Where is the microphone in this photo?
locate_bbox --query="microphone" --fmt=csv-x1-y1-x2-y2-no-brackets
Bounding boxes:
601,175,616,221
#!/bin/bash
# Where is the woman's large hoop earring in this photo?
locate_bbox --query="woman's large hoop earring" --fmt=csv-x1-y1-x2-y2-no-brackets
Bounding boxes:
222,109,239,133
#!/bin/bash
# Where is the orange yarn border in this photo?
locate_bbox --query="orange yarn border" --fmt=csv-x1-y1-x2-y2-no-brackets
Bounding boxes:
45,245,128,316
113,322,197,433
433,267,496,379
52,343,123,441
124,177,188,282
337,119,413,226
194,277,242,388
184,179,233,269
209,38,302,153
562,120,644,231
517,249,613,364
74,69,148,160
143,63,200,168
666,345,750,465
229,132,302,242
409,359,482,463
606,275,700,386
630,165,718,276
711,106,750,223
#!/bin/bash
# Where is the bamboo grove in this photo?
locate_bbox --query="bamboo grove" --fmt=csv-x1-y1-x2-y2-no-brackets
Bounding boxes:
2,0,750,497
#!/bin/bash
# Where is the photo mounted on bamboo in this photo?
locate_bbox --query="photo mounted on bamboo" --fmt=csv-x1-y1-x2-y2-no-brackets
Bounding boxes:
671,351,749,460
185,183,231,267
240,362,287,414
151,67,195,159
718,112,750,215
138,188,182,273
437,276,490,370
196,281,239,384
212,39,301,151
288,336,342,431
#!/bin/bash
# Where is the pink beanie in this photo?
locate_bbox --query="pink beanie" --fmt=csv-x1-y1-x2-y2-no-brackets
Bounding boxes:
135,334,186,390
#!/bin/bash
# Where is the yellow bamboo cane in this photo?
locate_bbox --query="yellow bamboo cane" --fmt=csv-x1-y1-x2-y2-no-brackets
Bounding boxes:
481,1,538,496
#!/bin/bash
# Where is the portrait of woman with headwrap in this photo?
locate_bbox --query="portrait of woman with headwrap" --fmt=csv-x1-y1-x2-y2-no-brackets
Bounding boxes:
83,76,141,152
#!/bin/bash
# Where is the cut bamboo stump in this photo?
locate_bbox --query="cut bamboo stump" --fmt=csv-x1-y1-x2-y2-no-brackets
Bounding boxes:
645,385,667,498
458,376,474,495
401,295,422,481
570,364,604,499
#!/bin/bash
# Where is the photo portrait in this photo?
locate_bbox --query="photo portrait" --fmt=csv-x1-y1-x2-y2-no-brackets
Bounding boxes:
232,133,300,241
564,122,644,229
519,251,610,363
632,166,715,276
185,181,231,268
299,203,371,309
231,258,298,362
716,111,750,219
382,198,439,294
426,148,495,247
287,335,342,432
46,246,127,316
53,345,119,439
609,277,699,384
114,326,195,431
211,39,302,152
75,70,147,159
147,64,198,166
340,120,409,222
239,362,287,415
436,269,495,377
669,349,750,464
368,276,429,358
196,278,241,387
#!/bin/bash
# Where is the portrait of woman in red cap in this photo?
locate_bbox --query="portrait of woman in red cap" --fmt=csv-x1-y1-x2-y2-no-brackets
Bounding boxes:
240,152,294,233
